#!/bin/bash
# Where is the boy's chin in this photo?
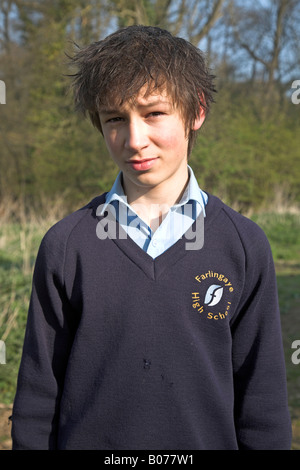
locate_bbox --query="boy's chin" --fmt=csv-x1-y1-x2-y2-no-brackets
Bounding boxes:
129,172,162,187
122,170,167,192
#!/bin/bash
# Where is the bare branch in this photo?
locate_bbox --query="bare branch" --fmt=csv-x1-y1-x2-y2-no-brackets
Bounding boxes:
190,0,226,44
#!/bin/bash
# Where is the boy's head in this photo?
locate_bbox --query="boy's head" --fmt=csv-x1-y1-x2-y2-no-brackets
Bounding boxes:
69,25,216,157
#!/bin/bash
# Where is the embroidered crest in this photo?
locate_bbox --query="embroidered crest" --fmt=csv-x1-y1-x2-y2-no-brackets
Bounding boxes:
191,270,234,321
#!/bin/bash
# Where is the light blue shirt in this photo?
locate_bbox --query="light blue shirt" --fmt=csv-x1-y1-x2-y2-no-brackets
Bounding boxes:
101,166,207,259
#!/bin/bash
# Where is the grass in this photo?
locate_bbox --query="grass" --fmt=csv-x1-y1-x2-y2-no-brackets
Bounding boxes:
0,198,65,404
251,212,300,263
252,211,300,449
277,271,300,450
0,204,300,448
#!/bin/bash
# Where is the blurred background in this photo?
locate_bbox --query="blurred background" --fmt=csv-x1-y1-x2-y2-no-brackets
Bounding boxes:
0,0,299,449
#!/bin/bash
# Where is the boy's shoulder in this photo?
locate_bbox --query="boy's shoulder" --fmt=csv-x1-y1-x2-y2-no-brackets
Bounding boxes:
38,193,107,258
206,193,271,253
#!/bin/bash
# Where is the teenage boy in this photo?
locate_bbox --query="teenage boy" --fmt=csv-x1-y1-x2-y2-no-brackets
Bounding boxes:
11,25,291,450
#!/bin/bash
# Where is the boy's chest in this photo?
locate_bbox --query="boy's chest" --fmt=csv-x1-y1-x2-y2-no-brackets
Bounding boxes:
66,235,245,352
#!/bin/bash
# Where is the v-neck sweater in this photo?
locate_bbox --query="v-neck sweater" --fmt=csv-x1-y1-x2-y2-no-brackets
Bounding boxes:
11,193,292,450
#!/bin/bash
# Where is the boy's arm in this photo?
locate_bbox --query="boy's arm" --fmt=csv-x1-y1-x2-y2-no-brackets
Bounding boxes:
231,227,292,450
11,228,77,450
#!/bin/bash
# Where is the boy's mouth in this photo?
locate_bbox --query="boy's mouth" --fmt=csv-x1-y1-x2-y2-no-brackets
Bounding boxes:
126,157,158,171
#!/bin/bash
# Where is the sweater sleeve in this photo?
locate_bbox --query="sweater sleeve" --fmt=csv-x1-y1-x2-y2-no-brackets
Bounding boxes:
11,225,78,450
231,223,292,449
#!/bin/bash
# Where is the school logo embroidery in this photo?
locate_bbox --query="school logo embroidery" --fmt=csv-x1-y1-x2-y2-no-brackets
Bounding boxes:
192,270,234,321
204,284,223,306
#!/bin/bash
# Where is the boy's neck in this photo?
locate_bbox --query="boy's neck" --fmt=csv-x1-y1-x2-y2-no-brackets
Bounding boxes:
121,168,189,231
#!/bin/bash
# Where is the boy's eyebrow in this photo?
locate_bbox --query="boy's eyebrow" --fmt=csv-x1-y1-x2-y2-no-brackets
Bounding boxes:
99,99,172,115
138,99,171,108
99,108,123,116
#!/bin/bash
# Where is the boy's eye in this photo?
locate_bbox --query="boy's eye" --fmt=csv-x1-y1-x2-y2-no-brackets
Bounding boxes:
106,117,123,123
104,111,166,123
148,111,164,117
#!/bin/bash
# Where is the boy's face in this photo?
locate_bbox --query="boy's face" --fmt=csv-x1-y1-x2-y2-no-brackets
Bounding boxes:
99,87,204,200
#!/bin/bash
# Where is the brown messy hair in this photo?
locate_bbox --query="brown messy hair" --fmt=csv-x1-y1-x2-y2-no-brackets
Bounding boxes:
68,25,216,156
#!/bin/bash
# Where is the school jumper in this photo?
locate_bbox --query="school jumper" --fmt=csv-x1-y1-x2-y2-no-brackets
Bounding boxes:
11,192,292,450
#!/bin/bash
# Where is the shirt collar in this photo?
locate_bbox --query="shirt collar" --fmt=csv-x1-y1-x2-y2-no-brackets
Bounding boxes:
100,165,207,215
100,171,130,215
173,165,206,209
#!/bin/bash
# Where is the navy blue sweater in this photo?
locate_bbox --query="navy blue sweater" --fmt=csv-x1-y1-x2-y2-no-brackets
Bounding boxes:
11,193,292,449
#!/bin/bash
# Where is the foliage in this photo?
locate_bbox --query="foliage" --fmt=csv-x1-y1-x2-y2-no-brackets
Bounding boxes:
0,1,299,448
190,82,300,210
0,0,299,212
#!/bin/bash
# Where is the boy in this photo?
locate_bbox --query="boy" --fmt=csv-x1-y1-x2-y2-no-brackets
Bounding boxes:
11,25,291,450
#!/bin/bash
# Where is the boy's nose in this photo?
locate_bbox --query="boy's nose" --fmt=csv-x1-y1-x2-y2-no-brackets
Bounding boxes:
124,119,149,151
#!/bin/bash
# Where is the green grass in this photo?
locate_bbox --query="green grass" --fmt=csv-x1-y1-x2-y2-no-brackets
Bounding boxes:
0,210,300,448
277,271,300,450
0,218,54,404
251,212,300,262
250,212,300,449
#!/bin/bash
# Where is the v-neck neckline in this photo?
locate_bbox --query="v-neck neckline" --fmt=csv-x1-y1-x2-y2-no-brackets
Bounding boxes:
93,192,220,281
112,222,190,280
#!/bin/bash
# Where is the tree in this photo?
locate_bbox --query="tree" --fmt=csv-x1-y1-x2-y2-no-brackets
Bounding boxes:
0,0,299,211
107,0,226,45
226,0,300,92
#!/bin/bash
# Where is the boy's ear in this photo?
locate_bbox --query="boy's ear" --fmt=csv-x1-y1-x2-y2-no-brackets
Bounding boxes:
192,91,206,131
192,106,206,131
